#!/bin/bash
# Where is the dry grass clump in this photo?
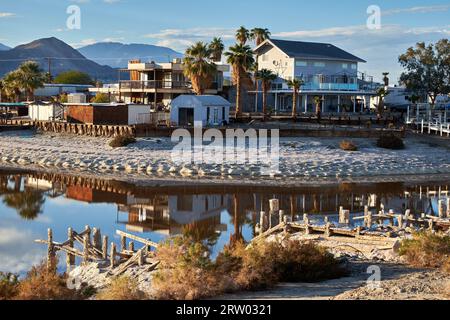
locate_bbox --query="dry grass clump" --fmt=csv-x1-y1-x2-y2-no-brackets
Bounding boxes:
376,134,405,150
96,277,146,300
109,135,136,148
399,232,450,272
151,237,347,300
340,140,358,152
216,240,348,291
152,237,229,300
14,262,79,300
0,272,19,300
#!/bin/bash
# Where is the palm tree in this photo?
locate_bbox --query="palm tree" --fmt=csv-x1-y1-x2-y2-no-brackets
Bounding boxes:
256,69,277,117
250,28,271,46
236,26,250,45
2,71,22,102
314,96,323,121
208,37,225,62
225,44,255,117
376,87,389,118
17,61,45,101
287,78,304,119
183,42,217,95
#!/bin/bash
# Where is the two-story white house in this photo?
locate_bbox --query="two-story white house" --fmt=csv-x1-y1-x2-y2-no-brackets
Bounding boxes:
253,39,377,114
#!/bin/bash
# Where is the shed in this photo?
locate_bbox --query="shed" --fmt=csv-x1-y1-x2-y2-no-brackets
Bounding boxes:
28,102,64,121
65,103,151,125
170,95,230,126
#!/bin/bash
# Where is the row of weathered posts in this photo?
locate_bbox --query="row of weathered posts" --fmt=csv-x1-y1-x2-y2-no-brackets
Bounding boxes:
255,198,450,241
35,226,159,274
9,119,136,137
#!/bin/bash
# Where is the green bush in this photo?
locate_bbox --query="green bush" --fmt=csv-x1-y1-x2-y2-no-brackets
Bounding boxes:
377,134,405,150
109,135,136,148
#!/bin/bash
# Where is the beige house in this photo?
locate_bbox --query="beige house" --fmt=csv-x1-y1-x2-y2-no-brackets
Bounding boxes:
90,59,230,108
252,39,378,114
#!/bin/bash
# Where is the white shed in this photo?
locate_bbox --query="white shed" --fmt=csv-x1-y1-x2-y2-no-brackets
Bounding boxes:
28,102,64,121
170,95,231,126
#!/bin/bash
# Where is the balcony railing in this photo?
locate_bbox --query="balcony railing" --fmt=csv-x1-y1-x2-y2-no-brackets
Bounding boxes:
119,80,220,91
119,80,191,90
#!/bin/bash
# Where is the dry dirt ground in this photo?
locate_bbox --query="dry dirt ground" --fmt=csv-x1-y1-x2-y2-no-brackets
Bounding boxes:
221,262,450,300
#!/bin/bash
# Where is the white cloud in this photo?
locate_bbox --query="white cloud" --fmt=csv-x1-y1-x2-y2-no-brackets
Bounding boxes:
383,4,450,16
272,24,449,83
0,12,15,18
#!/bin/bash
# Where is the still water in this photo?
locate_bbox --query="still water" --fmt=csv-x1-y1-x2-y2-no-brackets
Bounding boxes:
0,170,448,275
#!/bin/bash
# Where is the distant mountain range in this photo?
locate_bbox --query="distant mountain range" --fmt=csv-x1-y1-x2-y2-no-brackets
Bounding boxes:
78,42,183,68
0,37,118,81
0,43,10,51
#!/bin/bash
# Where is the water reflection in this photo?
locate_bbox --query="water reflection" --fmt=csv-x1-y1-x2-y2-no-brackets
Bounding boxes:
0,170,448,274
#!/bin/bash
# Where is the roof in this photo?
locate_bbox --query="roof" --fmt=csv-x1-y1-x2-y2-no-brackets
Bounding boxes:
255,39,366,63
171,95,231,107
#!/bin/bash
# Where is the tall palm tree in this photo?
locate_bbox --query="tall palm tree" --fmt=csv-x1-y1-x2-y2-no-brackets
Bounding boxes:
183,42,217,95
256,69,277,117
208,37,225,62
250,28,271,46
225,44,255,117
236,26,250,45
287,78,305,119
17,61,45,101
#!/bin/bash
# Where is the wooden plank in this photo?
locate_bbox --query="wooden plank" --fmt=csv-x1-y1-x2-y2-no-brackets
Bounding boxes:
116,230,159,248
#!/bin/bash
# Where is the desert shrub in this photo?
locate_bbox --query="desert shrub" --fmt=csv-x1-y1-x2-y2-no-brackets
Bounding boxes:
96,277,146,300
109,135,136,148
216,241,279,291
15,262,79,300
216,240,348,291
152,237,229,300
399,232,450,271
340,140,358,152
273,241,348,282
0,272,19,300
376,134,405,150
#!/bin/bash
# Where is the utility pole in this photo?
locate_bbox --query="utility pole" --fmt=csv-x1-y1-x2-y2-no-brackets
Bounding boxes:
47,57,52,82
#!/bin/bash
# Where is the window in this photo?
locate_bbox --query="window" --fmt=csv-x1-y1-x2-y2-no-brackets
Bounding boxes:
262,54,268,62
342,63,348,69
351,64,357,70
314,62,326,67
296,60,307,67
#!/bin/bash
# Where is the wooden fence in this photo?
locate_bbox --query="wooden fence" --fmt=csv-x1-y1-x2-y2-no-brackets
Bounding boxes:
35,226,159,275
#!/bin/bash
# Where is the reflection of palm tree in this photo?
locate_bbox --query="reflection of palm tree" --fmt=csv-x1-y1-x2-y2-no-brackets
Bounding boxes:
182,219,220,247
3,190,45,220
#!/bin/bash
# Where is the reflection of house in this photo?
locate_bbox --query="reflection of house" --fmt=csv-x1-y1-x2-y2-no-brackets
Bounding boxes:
89,59,230,106
66,185,128,204
24,178,54,191
118,194,229,237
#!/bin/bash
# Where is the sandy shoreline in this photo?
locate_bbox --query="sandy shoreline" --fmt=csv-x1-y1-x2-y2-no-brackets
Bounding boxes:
0,130,449,186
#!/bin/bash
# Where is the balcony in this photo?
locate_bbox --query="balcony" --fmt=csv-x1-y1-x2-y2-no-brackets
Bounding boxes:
118,81,220,91
269,73,374,92
119,80,191,90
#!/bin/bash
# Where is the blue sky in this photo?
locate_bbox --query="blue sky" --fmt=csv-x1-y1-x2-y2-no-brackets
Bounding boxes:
0,0,449,82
